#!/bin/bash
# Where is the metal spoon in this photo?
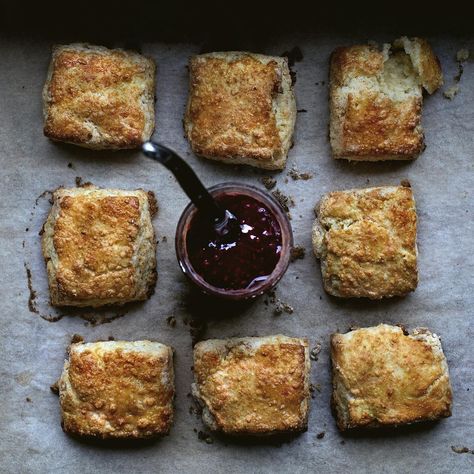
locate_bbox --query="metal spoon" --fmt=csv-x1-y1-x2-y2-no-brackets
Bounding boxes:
142,141,238,237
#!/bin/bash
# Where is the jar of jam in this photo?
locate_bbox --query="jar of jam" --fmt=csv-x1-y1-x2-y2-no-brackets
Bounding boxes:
175,183,293,300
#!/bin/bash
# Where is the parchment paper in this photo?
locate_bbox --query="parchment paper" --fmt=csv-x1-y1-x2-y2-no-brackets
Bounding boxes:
0,32,473,474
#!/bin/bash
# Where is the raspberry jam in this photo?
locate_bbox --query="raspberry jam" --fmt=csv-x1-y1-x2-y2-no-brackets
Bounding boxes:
186,193,282,290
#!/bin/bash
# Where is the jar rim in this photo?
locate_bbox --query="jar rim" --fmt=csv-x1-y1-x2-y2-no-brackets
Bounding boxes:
175,182,293,300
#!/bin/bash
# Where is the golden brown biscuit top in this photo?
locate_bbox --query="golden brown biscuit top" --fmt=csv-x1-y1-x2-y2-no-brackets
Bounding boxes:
331,325,452,427
60,342,174,437
44,45,153,148
187,54,282,161
318,186,417,298
331,45,424,158
53,193,141,301
341,91,422,157
331,45,384,84
194,340,308,434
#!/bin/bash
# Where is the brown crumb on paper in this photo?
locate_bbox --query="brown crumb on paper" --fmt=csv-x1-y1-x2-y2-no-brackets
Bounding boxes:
272,189,295,218
288,167,313,181
317,432,325,439
70,334,84,344
166,316,177,328
24,264,38,314
444,49,470,99
198,431,214,444
444,85,459,100
451,445,473,454
290,245,306,262
310,343,322,361
273,299,294,316
264,288,293,315
260,176,277,190
50,381,59,395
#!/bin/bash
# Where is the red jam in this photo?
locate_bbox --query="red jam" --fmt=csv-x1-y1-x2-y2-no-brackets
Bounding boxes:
186,193,282,290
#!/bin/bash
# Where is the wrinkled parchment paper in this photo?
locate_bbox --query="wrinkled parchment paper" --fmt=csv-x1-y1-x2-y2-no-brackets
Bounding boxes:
0,34,473,473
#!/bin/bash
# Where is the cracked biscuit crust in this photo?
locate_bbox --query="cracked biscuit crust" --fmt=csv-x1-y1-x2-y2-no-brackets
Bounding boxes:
42,185,157,307
192,335,310,435
59,341,174,438
330,37,442,161
312,185,417,299
43,43,155,149
184,52,296,170
331,324,452,430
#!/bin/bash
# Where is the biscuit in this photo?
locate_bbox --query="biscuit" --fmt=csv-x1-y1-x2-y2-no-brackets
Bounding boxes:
184,52,296,170
42,185,157,307
43,43,155,149
312,184,418,299
330,37,442,161
331,324,452,430
192,335,310,435
59,340,174,438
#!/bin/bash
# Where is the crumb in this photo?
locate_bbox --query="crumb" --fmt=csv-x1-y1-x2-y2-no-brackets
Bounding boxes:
189,404,202,417
24,264,38,314
444,85,459,100
67,162,74,169
273,299,293,316
108,336,115,341
310,343,322,361
26,397,32,402
456,49,470,62
70,334,84,344
50,381,59,395
75,176,83,187
25,228,29,232
166,316,177,328
451,446,473,454
297,109,307,113
162,236,168,243
260,176,277,190
198,431,214,444
340,440,345,445
288,167,313,181
400,179,411,188
317,432,325,439
290,245,306,262
271,189,295,214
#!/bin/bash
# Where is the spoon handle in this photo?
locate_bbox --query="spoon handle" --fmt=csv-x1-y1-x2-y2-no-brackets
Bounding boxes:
142,141,225,223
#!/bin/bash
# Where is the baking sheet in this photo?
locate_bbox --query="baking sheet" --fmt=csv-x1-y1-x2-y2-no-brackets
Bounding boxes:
0,31,473,474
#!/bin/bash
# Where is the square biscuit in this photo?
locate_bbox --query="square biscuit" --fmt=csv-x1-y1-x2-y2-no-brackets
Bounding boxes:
43,43,156,149
330,37,442,161
331,324,452,430
192,335,310,435
184,52,296,170
42,185,157,307
59,340,174,438
312,184,418,299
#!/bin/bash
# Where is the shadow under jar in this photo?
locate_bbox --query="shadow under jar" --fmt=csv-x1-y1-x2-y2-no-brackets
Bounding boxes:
175,183,293,300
